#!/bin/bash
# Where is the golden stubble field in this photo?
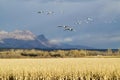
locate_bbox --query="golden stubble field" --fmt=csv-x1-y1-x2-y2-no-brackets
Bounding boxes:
0,58,120,80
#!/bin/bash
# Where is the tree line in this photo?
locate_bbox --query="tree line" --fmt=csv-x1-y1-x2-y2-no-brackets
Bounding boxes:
0,49,120,58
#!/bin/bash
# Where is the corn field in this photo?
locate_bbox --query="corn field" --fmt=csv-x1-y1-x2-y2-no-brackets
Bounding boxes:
0,58,120,80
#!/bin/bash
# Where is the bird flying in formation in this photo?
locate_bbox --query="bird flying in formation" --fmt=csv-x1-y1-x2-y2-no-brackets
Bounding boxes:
46,11,54,15
75,17,94,25
75,20,82,25
58,26,75,31
37,10,94,33
58,26,68,28
38,11,44,14
38,10,54,15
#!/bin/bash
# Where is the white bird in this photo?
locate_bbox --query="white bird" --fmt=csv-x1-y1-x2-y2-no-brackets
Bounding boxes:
87,17,93,21
38,11,44,14
46,11,54,15
58,26,75,31
84,20,89,24
58,26,69,28
83,17,93,24
64,28,75,31
75,20,82,25
38,10,54,15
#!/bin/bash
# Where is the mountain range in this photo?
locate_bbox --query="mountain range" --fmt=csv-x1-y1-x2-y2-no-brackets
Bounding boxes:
0,30,92,49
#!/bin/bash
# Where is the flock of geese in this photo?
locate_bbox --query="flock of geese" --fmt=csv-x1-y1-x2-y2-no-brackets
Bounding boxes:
38,10,94,32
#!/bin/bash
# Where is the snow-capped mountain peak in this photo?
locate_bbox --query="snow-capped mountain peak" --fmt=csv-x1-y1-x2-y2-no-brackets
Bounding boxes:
0,30,91,49
0,30,36,40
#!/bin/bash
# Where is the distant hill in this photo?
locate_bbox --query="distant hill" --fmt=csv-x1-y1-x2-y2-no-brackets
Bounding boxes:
0,30,92,49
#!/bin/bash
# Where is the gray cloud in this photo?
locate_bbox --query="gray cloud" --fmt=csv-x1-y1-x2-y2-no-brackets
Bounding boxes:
18,0,96,3
0,0,120,48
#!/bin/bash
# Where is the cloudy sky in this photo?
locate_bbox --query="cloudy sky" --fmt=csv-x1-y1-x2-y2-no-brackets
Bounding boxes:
0,0,120,48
